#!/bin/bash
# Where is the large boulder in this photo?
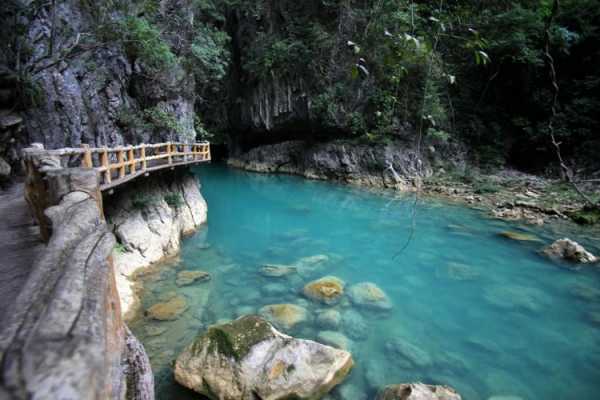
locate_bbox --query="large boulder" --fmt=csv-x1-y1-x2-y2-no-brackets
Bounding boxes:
176,270,211,287
146,295,188,321
543,238,598,264
376,383,462,400
303,276,345,305
174,315,354,400
348,282,392,310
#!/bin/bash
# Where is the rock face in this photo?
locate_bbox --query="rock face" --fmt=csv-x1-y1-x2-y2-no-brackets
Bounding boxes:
105,170,207,318
229,140,441,189
10,1,196,154
543,238,598,264
174,316,354,400
303,276,346,305
376,383,462,400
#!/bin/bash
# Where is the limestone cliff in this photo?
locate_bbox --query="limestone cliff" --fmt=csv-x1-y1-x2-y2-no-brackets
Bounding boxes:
228,140,466,189
104,169,208,319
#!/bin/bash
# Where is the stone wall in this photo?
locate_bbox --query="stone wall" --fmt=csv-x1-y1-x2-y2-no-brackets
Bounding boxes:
0,168,153,399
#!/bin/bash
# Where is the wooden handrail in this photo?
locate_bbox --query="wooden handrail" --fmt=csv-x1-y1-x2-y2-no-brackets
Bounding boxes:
24,142,211,192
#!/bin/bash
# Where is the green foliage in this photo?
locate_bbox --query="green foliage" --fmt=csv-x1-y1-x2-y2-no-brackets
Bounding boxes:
473,181,502,194
132,194,157,210
569,207,600,225
114,242,128,254
142,106,186,135
164,193,184,209
190,24,231,84
121,16,177,70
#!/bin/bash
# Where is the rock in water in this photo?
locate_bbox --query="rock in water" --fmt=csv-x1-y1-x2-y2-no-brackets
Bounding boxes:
376,383,461,400
146,295,188,321
317,331,352,350
543,238,598,264
259,303,308,330
174,315,354,400
498,231,541,242
260,264,297,277
316,309,342,329
176,270,211,286
303,276,345,305
348,282,392,310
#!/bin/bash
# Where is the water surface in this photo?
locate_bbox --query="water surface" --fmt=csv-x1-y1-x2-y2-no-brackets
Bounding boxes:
131,164,600,399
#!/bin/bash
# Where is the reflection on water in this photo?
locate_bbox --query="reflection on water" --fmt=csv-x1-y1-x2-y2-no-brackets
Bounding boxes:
130,165,600,399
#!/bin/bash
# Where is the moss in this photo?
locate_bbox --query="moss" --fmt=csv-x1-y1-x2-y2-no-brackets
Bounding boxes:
569,207,600,225
197,315,274,360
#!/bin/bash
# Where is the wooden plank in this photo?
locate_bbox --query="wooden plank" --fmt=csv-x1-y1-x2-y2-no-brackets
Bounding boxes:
141,144,147,171
100,149,111,185
117,149,125,179
81,144,93,168
128,148,136,174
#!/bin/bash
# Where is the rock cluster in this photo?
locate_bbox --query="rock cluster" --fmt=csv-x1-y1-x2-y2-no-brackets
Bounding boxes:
543,238,598,264
174,316,353,400
376,383,462,400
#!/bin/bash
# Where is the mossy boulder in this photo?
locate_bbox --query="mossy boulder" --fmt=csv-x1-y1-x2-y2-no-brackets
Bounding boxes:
174,315,354,400
303,276,345,305
146,295,188,321
176,270,211,286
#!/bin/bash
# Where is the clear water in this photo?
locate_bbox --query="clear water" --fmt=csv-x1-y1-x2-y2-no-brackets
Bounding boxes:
130,164,600,400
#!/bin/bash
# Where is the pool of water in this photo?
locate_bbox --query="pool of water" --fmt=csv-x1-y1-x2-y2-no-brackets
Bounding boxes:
130,164,600,399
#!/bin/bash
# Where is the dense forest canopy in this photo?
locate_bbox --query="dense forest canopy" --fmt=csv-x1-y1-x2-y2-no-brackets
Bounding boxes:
1,0,599,173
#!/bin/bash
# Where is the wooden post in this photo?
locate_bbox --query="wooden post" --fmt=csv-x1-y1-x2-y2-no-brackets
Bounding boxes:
128,147,136,174
117,148,125,179
167,142,173,165
101,148,111,185
141,144,147,171
81,144,92,168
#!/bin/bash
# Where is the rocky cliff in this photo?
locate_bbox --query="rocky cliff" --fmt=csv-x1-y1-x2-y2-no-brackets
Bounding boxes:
0,0,197,178
229,140,466,189
104,169,208,319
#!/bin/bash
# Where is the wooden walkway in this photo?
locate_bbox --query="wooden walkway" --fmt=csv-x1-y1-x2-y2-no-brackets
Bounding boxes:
0,183,44,323
26,141,211,191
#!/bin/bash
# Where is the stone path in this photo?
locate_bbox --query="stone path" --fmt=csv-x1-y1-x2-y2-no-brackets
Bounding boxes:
0,182,43,323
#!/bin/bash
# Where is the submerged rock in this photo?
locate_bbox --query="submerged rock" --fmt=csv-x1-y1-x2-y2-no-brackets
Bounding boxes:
262,282,288,296
146,295,188,321
439,262,480,281
385,339,432,368
498,231,541,242
348,282,392,310
316,309,342,329
569,282,600,302
176,270,211,286
259,303,308,330
317,331,352,350
260,264,298,277
336,383,368,400
376,383,462,400
342,309,369,340
484,285,549,312
304,276,345,305
543,238,598,264
174,315,353,400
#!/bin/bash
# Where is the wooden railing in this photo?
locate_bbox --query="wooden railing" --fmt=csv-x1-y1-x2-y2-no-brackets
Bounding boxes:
26,142,210,191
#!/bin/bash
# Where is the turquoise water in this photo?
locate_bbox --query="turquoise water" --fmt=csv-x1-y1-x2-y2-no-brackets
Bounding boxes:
131,165,600,399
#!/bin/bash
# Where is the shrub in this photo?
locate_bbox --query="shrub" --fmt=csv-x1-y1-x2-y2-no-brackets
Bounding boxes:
132,194,156,210
164,192,184,209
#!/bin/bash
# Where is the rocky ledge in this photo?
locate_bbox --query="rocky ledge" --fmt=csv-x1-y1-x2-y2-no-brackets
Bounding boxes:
104,169,207,319
229,140,600,227
174,315,354,400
